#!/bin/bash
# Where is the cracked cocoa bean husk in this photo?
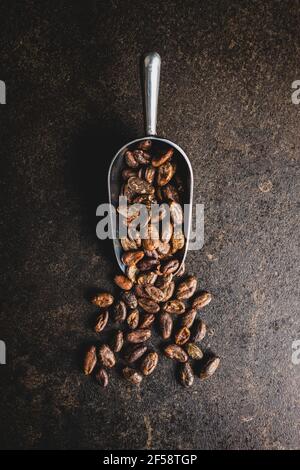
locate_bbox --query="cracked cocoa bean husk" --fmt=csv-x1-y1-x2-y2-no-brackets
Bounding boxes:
199,356,220,380
159,312,173,339
133,149,151,165
122,367,143,385
114,274,133,291
126,344,147,363
94,311,109,333
139,313,155,329
137,271,158,285
91,292,114,308
161,259,180,275
127,328,151,343
185,343,203,360
126,265,138,283
121,237,140,251
122,250,144,266
137,257,160,272
83,345,97,375
141,352,158,376
111,330,124,352
98,344,116,368
179,362,194,387
175,326,191,345
114,300,127,323
138,298,160,314
192,319,207,342
163,299,185,314
127,308,140,329
176,276,197,300
161,281,175,301
164,344,188,362
144,285,165,302
192,292,212,309
181,308,197,328
95,368,109,387
121,290,138,309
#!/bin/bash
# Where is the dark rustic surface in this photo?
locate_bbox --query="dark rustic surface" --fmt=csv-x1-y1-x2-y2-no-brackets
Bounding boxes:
0,0,299,450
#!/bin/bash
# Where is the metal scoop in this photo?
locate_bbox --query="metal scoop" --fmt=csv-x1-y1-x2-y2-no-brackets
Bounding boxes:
108,52,193,273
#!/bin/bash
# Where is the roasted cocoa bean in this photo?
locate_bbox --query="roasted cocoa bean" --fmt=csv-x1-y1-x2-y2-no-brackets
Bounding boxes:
161,281,175,301
164,344,188,362
137,271,158,285
127,308,140,329
98,344,116,368
141,352,158,376
161,259,179,275
181,308,197,328
199,356,220,380
83,345,97,375
126,265,138,283
126,344,147,363
114,300,127,323
139,313,155,329
121,290,138,309
91,292,114,308
192,292,212,309
137,257,160,272
175,326,191,345
185,343,203,360
111,330,124,352
127,328,151,343
179,362,194,387
114,274,133,291
122,250,144,267
176,276,197,300
175,262,185,277
163,299,185,314
159,312,173,339
192,319,207,342
94,311,109,333
144,285,165,302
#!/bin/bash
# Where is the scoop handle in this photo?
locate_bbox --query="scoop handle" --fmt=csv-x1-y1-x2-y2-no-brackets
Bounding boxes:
143,52,161,136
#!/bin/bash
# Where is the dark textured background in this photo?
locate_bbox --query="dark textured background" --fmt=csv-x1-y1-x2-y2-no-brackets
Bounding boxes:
0,0,299,450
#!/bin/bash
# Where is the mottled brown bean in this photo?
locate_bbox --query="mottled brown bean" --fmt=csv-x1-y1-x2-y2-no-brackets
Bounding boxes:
199,356,220,380
176,276,197,300
95,368,109,387
138,298,160,314
111,330,124,353
83,345,97,375
164,344,188,362
163,299,185,314
91,293,114,308
179,362,194,387
175,326,191,345
192,292,212,309
114,274,133,291
127,328,151,343
159,312,173,339
127,309,140,329
192,319,207,342
98,344,116,368
126,344,147,363
94,311,109,333
141,352,158,376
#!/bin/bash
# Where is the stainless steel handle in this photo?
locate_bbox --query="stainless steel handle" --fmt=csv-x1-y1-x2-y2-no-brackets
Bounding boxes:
143,52,161,136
